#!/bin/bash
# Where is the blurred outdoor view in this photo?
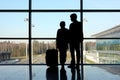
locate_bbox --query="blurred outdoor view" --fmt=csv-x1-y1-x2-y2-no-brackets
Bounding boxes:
84,39,120,64
0,40,28,64
0,39,120,64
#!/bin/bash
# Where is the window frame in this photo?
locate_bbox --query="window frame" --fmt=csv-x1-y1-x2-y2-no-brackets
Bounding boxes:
2,0,120,80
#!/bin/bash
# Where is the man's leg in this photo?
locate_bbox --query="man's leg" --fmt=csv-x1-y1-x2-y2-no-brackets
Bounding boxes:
76,48,80,65
70,48,75,65
68,43,75,68
75,42,81,68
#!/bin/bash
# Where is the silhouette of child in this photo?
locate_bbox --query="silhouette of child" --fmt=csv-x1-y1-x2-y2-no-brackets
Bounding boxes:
56,21,69,68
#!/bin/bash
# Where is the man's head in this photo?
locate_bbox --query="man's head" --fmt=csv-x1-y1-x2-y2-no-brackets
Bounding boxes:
60,21,65,28
70,13,77,22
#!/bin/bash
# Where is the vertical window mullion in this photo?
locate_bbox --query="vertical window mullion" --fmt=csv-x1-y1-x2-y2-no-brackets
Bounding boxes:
29,0,32,80
81,0,84,80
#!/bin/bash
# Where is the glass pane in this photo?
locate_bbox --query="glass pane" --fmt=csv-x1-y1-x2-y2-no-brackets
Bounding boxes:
0,0,28,9
32,0,80,10
83,0,120,10
83,12,120,38
0,13,28,38
32,12,80,38
84,65,120,80
32,40,56,64
32,65,81,80
32,40,72,64
0,66,29,80
83,39,120,64
0,40,29,64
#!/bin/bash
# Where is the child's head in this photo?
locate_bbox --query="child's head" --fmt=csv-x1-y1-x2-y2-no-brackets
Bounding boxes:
60,21,65,28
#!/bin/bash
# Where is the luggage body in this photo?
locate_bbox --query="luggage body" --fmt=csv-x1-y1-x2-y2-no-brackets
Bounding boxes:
46,49,58,67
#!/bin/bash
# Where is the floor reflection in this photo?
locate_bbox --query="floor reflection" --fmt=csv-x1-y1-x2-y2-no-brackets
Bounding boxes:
46,67,58,80
46,66,81,80
70,67,81,80
60,67,67,80
84,66,120,80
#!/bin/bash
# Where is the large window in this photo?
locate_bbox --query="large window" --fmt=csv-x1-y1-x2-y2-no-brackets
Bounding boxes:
83,0,120,80
1,0,120,80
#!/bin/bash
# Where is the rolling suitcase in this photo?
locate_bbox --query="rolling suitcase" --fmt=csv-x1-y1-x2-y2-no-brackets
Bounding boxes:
46,49,58,67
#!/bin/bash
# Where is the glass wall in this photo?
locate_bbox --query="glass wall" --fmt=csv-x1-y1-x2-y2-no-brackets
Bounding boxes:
84,39,120,64
96,39,120,51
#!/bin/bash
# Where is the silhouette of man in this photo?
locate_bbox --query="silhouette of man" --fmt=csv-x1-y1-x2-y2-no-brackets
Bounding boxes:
56,21,69,68
68,13,83,69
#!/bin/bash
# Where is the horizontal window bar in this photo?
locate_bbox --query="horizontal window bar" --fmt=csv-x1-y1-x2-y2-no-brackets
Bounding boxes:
83,10,120,12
